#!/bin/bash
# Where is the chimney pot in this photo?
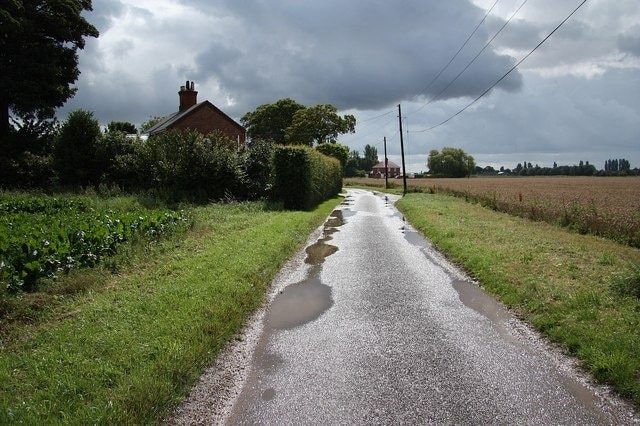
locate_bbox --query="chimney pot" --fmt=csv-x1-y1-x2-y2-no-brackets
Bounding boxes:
179,80,198,111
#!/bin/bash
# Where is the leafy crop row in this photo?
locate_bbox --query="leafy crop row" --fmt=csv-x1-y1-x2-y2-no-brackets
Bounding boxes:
0,195,191,291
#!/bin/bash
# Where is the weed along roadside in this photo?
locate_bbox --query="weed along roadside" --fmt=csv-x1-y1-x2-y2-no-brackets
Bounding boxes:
0,197,341,424
396,192,640,407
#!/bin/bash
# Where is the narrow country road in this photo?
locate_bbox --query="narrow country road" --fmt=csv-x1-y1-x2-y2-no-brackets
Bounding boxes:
173,189,638,425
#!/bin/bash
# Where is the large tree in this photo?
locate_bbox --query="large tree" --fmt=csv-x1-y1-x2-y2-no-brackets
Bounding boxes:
240,98,305,144
427,147,476,178
362,144,379,172
0,0,99,146
286,104,356,145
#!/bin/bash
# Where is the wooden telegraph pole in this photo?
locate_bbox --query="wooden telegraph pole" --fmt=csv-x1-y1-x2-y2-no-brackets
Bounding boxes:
398,104,407,195
384,136,388,189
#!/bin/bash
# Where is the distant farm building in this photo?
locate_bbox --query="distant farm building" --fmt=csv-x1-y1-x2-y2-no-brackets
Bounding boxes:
145,81,246,144
370,160,401,178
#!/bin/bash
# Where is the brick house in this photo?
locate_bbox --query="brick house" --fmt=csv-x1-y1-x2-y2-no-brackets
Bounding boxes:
371,160,401,178
145,81,246,144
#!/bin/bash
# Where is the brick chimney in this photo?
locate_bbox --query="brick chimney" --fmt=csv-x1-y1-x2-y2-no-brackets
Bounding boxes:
178,80,198,111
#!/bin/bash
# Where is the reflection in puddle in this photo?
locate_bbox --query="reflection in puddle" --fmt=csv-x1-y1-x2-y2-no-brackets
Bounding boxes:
266,278,333,330
265,208,346,330
451,279,511,332
305,242,338,265
261,388,276,401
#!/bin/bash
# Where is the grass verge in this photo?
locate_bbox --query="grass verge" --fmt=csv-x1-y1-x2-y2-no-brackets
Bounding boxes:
0,197,340,424
396,192,640,406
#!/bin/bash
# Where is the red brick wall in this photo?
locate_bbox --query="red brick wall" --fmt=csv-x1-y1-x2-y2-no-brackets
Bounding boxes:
171,103,246,144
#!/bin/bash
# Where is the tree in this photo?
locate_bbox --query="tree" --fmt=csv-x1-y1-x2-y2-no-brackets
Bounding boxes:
140,116,164,133
107,121,137,134
54,109,102,187
285,104,356,145
362,144,379,172
345,150,364,177
427,147,476,178
241,98,305,144
1,0,99,146
316,143,349,173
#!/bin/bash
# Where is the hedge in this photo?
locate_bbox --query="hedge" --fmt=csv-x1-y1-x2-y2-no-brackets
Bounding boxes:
272,146,342,210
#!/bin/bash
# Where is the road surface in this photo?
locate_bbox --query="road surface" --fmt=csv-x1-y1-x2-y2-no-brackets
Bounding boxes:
173,189,638,425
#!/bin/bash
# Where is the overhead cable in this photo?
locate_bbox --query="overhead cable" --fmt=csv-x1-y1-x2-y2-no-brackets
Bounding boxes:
410,0,529,116
413,0,501,104
410,0,588,133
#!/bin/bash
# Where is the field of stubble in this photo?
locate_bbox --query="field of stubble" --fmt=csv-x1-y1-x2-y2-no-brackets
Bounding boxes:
345,176,640,247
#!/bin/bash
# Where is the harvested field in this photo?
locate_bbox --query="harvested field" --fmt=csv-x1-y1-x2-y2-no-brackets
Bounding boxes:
345,176,640,247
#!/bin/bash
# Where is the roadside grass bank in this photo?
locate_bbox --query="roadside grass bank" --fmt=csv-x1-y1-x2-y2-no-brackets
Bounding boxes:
0,197,340,424
396,193,640,406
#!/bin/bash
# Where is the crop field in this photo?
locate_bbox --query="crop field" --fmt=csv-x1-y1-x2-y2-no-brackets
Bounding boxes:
346,176,640,247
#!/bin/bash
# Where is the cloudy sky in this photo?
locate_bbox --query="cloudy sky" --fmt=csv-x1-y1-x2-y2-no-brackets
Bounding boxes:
60,0,640,172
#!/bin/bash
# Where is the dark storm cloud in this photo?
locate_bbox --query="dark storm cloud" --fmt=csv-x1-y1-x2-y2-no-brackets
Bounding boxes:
183,0,523,111
58,0,639,170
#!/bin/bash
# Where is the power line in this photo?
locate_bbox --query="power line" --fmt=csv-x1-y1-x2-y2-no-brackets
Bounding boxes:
348,2,501,134
409,0,529,116
344,113,398,145
410,0,588,133
358,109,395,123
411,0,501,106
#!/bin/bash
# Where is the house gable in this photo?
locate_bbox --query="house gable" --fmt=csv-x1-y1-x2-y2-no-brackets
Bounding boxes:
145,82,246,144
169,101,246,144
371,160,402,177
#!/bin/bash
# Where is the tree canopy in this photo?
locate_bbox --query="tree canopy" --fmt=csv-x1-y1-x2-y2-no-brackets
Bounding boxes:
107,121,137,134
286,104,356,145
427,147,476,178
362,144,379,171
241,99,355,146
241,98,305,144
1,0,99,145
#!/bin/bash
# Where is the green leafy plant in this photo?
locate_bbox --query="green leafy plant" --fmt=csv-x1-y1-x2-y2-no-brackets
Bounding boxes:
0,194,190,291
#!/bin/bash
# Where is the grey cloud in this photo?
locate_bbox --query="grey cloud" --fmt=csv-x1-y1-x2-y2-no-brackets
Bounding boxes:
86,0,126,33
618,26,640,57
186,0,523,113
394,69,640,165
57,0,639,170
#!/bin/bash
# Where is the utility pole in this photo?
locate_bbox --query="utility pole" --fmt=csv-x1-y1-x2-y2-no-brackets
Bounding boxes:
398,104,407,195
384,136,388,189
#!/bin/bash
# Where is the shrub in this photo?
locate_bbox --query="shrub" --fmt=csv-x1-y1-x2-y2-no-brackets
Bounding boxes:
0,152,55,190
242,140,276,200
316,142,349,173
54,110,102,187
142,130,246,202
272,146,342,210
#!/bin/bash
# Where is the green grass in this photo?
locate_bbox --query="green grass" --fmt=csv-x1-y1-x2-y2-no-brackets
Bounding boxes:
0,198,341,424
396,193,640,406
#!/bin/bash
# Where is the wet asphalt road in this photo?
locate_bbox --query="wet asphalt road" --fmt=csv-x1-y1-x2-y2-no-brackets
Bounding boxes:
224,189,637,425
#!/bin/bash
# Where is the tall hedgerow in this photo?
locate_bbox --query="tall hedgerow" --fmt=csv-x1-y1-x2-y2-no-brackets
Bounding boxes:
272,146,342,210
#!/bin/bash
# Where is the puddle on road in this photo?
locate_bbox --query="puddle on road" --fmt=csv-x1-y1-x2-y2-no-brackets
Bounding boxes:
451,279,512,333
305,242,338,265
265,208,346,330
325,209,344,227
266,278,333,330
304,209,342,265
453,278,610,418
399,212,616,421
403,227,424,247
